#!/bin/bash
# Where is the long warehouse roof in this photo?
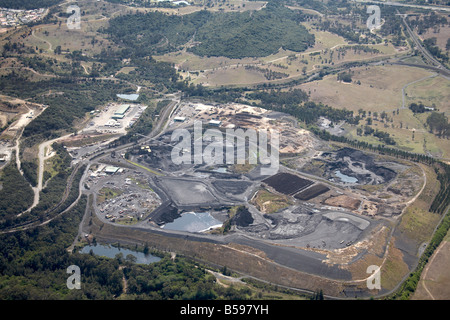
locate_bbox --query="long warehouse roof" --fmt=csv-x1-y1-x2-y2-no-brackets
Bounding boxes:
115,105,130,115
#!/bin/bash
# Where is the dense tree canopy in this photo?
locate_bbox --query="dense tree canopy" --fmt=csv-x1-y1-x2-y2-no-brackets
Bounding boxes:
105,3,314,59
0,0,62,9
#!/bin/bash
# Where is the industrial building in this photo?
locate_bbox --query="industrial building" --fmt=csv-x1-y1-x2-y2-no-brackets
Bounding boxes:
208,120,222,127
104,166,120,174
112,105,130,119
174,116,186,122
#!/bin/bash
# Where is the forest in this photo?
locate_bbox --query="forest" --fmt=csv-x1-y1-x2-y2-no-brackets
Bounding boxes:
423,38,449,64
0,0,62,9
105,3,314,59
0,152,34,220
409,102,433,114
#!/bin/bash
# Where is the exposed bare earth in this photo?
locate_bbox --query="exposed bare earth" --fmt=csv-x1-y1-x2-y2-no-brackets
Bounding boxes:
413,240,450,300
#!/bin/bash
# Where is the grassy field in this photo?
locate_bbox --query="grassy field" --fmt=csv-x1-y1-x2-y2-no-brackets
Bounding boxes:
165,43,400,87
6,0,124,78
404,75,450,115
97,187,123,204
24,19,112,56
180,45,397,87
398,206,441,245
296,63,450,158
298,64,433,113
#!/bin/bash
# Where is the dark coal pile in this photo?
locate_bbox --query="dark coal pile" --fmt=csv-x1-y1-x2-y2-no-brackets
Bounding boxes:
143,144,194,172
150,203,180,226
231,206,254,227
295,184,330,201
335,148,397,183
263,172,314,195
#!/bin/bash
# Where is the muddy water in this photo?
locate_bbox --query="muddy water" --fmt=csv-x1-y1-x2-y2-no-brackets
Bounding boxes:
80,244,161,264
335,170,358,183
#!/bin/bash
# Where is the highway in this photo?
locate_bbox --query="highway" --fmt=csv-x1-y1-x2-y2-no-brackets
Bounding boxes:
352,0,450,12
398,10,447,70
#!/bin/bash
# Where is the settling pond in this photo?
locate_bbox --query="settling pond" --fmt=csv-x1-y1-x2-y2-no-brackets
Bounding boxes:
162,212,222,233
116,93,139,101
335,170,358,183
80,244,161,264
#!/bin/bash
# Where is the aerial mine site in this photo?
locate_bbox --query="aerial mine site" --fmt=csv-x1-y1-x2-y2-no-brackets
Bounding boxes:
59,100,425,298
1,0,449,303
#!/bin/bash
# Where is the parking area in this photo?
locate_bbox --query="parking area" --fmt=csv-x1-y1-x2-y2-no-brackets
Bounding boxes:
81,103,147,135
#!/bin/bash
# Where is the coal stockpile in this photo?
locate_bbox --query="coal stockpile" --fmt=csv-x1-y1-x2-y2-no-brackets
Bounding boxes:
212,180,252,195
294,184,330,201
231,206,254,227
335,148,397,183
149,202,180,226
263,172,313,196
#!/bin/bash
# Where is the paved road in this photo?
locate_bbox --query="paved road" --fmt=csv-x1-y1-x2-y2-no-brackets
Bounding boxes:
352,0,450,12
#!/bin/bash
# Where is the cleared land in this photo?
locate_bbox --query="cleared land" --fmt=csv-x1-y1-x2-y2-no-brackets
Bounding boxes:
298,64,433,113
413,232,450,300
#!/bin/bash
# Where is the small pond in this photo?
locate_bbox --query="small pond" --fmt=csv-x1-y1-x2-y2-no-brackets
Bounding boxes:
335,170,358,183
117,93,139,101
80,244,161,264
